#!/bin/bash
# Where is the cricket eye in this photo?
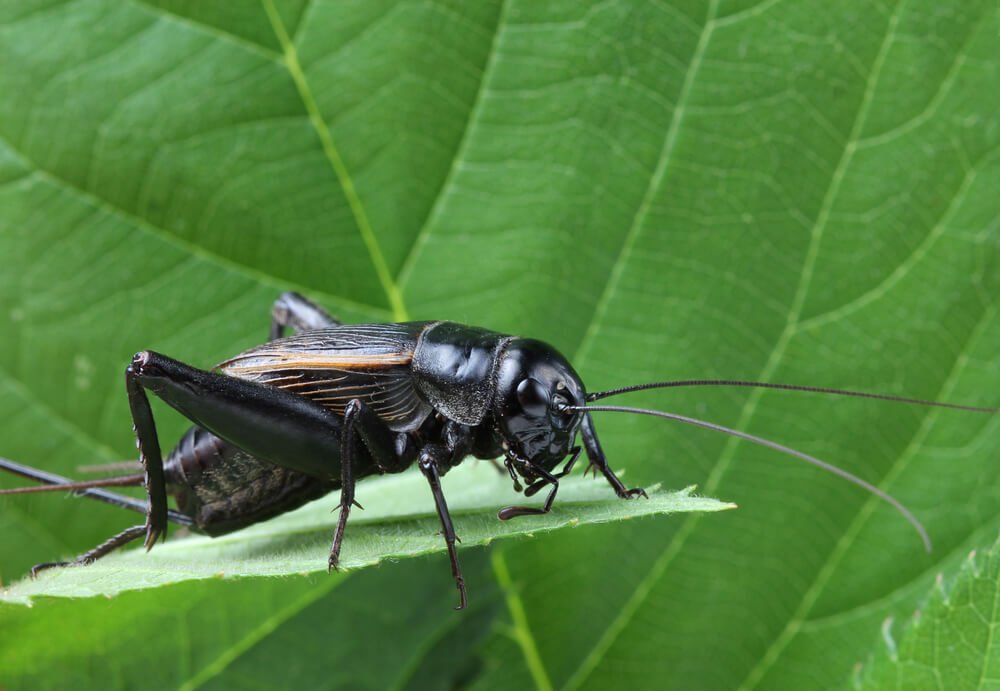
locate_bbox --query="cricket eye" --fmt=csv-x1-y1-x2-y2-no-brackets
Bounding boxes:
516,378,549,416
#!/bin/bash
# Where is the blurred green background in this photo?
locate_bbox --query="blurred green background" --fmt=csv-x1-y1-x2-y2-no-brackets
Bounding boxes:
1,1,999,689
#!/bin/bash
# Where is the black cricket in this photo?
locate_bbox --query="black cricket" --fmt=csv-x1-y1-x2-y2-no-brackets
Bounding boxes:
1,292,995,609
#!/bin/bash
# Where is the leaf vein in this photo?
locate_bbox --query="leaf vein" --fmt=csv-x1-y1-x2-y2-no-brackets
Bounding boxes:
797,149,997,332
856,4,989,151
396,0,509,291
0,133,393,319
740,303,997,689
721,3,914,685
493,549,554,691
178,576,345,690
561,3,719,684
262,0,409,321
571,1,716,366
565,1,918,687
129,0,283,62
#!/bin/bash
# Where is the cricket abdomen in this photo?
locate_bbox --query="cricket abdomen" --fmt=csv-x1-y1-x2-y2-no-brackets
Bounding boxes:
164,426,336,536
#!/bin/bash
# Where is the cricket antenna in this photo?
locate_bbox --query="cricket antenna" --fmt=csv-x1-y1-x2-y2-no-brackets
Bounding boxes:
562,403,933,551
586,379,998,414
0,474,144,494
0,457,193,527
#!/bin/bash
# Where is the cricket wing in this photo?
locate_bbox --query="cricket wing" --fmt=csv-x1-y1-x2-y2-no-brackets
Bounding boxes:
217,323,436,432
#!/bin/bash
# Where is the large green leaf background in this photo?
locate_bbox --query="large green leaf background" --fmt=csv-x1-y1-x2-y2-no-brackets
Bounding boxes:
1,1,999,689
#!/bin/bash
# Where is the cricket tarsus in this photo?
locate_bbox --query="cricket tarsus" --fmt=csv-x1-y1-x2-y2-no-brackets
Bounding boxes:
30,526,147,578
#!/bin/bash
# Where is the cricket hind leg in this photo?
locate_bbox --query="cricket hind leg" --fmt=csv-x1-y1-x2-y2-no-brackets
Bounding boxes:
30,525,148,577
0,457,193,577
126,362,172,550
61,352,213,559
38,346,348,575
116,291,337,555
269,291,341,340
10,291,344,578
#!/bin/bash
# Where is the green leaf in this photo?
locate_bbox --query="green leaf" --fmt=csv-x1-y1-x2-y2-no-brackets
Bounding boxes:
1,465,730,603
1,0,999,690
855,538,1000,691
0,551,507,691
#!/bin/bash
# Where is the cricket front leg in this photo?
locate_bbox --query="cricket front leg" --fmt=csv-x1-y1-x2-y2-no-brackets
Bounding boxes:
497,446,582,520
580,413,647,500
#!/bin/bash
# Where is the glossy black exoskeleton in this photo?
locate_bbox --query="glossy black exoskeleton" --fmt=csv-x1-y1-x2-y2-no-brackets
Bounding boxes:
0,292,642,609
2,292,995,609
